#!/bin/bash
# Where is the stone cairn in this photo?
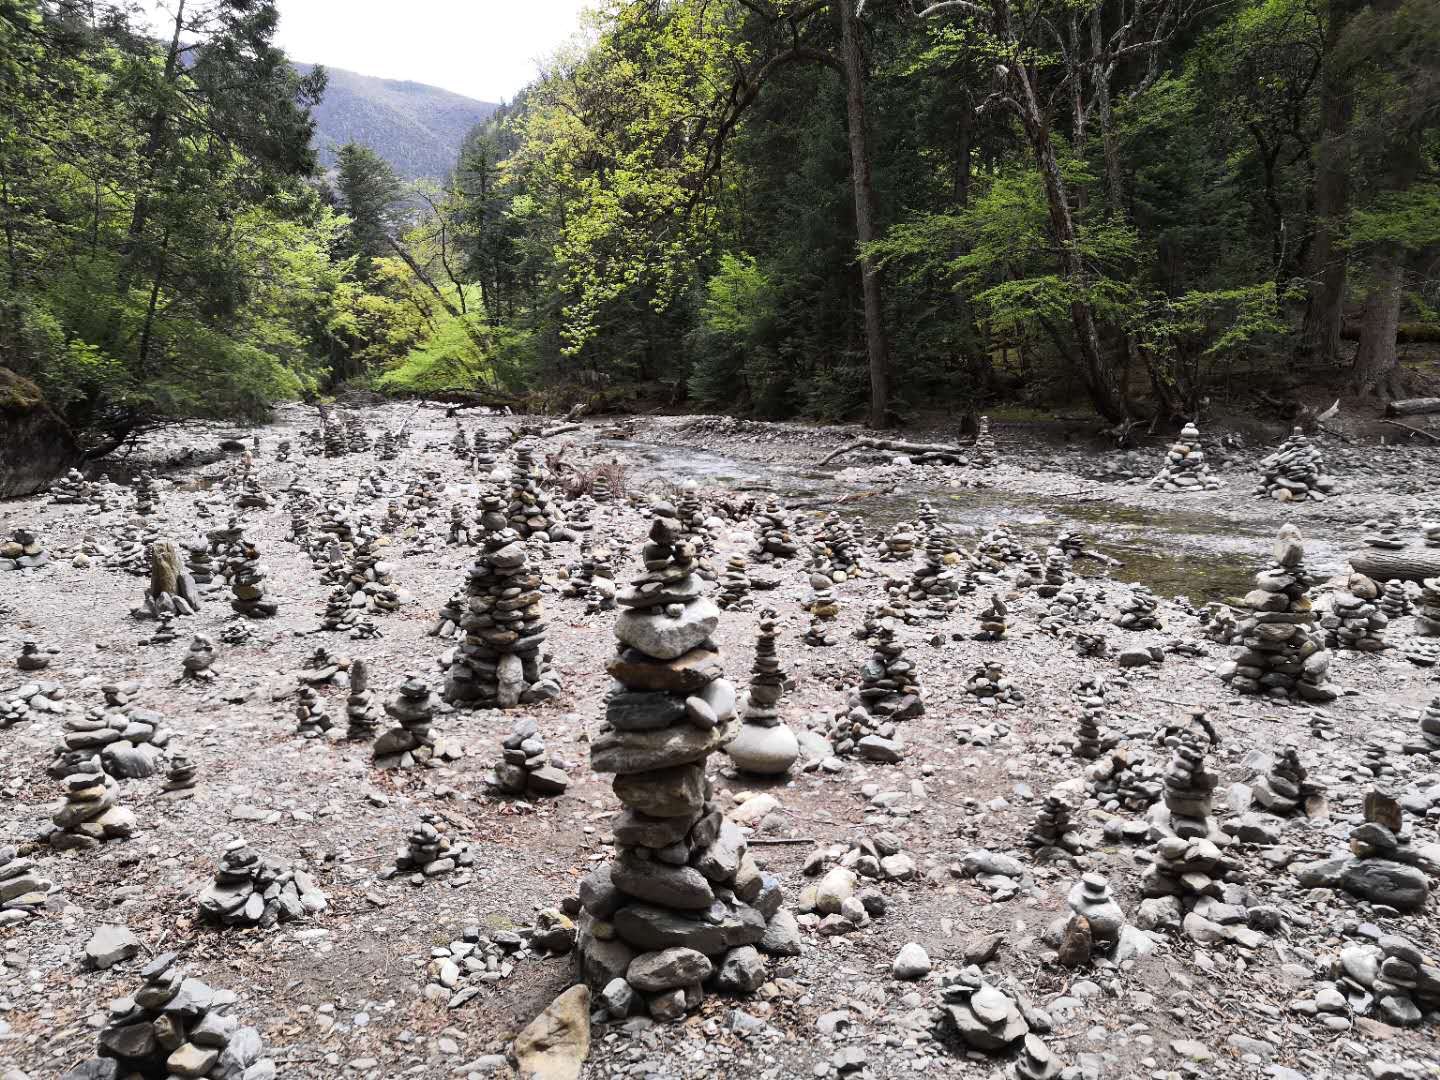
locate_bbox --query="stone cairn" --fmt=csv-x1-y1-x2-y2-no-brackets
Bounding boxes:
50,683,171,780
752,497,799,562
1419,577,1440,635
276,438,292,461
908,531,960,618
0,526,49,571
234,473,272,510
448,503,475,546
1322,573,1390,651
1153,725,1219,841
725,610,799,775
1027,796,1085,858
44,772,137,850
1149,421,1220,492
826,611,923,762
1251,745,1322,816
385,811,474,883
180,634,216,682
346,527,402,614
184,537,218,593
1219,524,1337,701
376,428,397,460
132,470,160,516
879,522,918,562
931,970,1029,1056
972,415,997,468
344,660,382,742
451,422,471,458
293,684,334,738
72,954,276,1080
1295,791,1430,913
1035,546,1073,597
486,716,570,798
1409,695,1440,756
163,752,198,795
1113,585,1161,630
374,674,437,769
812,512,861,580
0,843,54,925
506,440,562,539
803,571,840,646
1323,933,1440,1030
17,639,53,671
50,468,91,503
323,419,346,457
1072,677,1117,761
577,512,791,1022
717,553,752,610
345,414,370,453
965,662,1025,707
1378,579,1411,619
223,537,277,618
197,839,328,927
1256,427,1335,501
320,585,362,635
974,593,1008,640
444,523,559,709
134,539,201,619
1,680,68,728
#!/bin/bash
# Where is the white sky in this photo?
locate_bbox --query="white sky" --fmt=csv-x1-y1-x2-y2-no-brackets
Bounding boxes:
146,0,594,102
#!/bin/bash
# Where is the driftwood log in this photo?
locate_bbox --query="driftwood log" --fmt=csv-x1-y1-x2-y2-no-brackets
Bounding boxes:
1380,419,1440,444
1348,548,1440,583
1385,398,1440,418
818,437,969,466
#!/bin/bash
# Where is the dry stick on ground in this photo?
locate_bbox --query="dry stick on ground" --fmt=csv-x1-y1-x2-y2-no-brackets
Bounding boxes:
749,837,818,845
818,437,970,466
1379,418,1440,444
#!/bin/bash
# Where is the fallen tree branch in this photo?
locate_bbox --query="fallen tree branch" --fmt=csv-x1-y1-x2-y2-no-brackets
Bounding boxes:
1385,397,1440,418
1348,548,1440,582
819,437,969,466
1379,418,1440,444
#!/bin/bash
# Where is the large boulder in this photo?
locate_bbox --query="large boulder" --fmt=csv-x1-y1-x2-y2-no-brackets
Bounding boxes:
0,368,83,498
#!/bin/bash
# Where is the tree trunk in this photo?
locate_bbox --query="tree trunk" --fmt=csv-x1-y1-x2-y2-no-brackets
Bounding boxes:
838,0,890,429
1351,244,1404,396
120,0,185,290
1298,0,1355,364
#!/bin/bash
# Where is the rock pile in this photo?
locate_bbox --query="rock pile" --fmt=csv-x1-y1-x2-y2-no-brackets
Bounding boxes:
1256,427,1335,501
374,674,438,769
50,468,90,503
1152,725,1218,840
444,524,559,709
1219,524,1337,701
879,523,918,562
908,532,960,617
1027,796,1085,858
486,717,570,798
1251,745,1323,816
972,415,997,468
70,954,276,1079
1048,873,1135,965
1087,749,1164,816
812,512,861,580
223,537,277,618
133,539,201,619
752,498,799,561
1113,585,1161,630
1408,695,1440,756
931,969,1028,1053
717,553,752,610
16,639,54,671
826,612,922,762
51,685,172,780
163,752,198,795
1294,791,1432,912
43,771,137,850
178,634,216,683
0,526,49,571
132,470,160,516
725,610,799,775
386,812,474,882
1149,421,1221,491
965,662,1024,707
197,839,327,926
1,680,68,727
234,473,271,510
1378,579,1411,619
344,660,381,742
323,420,345,457
974,594,1008,640
293,684,334,738
506,441,564,539
0,844,53,925
1324,934,1440,1029
1419,577,1440,635
448,504,475,546
345,414,370,453
1323,574,1390,651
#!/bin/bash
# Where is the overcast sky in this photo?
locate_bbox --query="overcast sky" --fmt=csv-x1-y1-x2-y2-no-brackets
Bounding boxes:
149,0,594,102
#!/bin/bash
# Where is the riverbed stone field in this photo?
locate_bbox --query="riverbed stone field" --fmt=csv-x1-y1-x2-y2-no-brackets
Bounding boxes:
2,403,1440,1080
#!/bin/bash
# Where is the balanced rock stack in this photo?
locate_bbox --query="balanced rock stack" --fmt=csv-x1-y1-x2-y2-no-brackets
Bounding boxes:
71,954,276,1080
1027,796,1084,858
1113,585,1161,630
717,553,752,611
451,423,471,458
473,432,500,474
506,441,562,539
224,538,277,618
1322,574,1390,651
1256,427,1335,501
163,752,198,795
132,470,160,516
50,468,91,503
974,594,1008,640
1153,727,1218,840
1418,577,1440,635
344,660,381,742
826,612,922,762
323,421,345,457
1035,547,1073,598
486,717,570,798
752,497,799,561
0,526,49,571
374,675,437,769
932,970,1028,1053
1409,695,1440,756
234,473,272,510
44,772,137,850
1378,579,1411,619
135,539,201,618
376,428,397,460
197,839,327,927
965,661,1024,707
1251,745,1323,816
908,532,960,617
276,437,292,461
0,844,54,924
320,585,361,635
1149,421,1220,492
725,610,799,775
386,811,474,882
345,415,370,453
880,523,918,562
346,528,402,614
1361,519,1406,549
17,639,53,671
1219,524,1337,701
1294,791,1430,913
576,514,789,1021
448,504,475,546
812,512,861,581
293,685,334,738
180,634,217,682
972,415,997,468
444,524,559,709
50,684,171,780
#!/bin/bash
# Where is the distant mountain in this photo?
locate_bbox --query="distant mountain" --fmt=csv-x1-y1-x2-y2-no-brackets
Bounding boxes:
298,64,498,181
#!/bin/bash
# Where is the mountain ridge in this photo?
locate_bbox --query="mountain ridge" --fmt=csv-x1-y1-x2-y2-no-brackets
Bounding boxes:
297,63,498,181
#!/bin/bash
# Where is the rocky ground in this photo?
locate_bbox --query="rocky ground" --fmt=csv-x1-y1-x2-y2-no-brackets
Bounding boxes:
1,403,1439,1080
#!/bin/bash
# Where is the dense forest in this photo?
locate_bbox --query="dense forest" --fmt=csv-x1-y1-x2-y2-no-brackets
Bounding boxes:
2,0,1437,457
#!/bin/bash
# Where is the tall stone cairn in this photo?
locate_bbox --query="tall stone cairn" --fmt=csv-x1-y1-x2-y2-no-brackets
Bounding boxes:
725,609,799,775
576,508,788,1021
1149,421,1220,492
1255,427,1335,502
374,675,437,769
1218,524,1337,701
133,470,160,516
1414,577,1440,635
224,537,277,618
506,440,559,539
443,523,558,709
972,415,997,468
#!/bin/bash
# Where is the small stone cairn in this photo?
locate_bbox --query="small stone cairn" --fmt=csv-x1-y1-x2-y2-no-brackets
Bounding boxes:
197,839,327,926
44,772,137,850
972,415,997,468
323,420,345,457
374,674,438,769
1219,524,1337,701
1378,579,1411,619
826,612,923,762
132,470,160,516
0,843,54,925
1251,745,1323,816
1419,577,1440,635
1113,585,1161,630
1323,573,1391,651
725,609,799,775
909,532,960,617
1408,695,1440,756
444,524,559,709
812,512,862,580
1,681,67,727
1027,796,1085,858
451,423,471,458
1322,934,1440,1030
163,752,198,795
1152,725,1219,840
50,468,90,503
448,503,475,546
879,522,918,562
180,634,216,682
320,585,361,635
752,497,799,561
965,662,1024,707
1149,421,1220,492
506,440,563,539
74,954,276,1080
293,684,334,738
344,660,381,742
345,415,370,453
50,684,171,780
486,716,570,798
974,593,1008,640
1294,790,1431,913
931,969,1028,1054
223,537,277,618
1256,427,1335,501
135,539,201,618
717,553,752,610
385,812,474,883
0,526,49,571
17,639,54,671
